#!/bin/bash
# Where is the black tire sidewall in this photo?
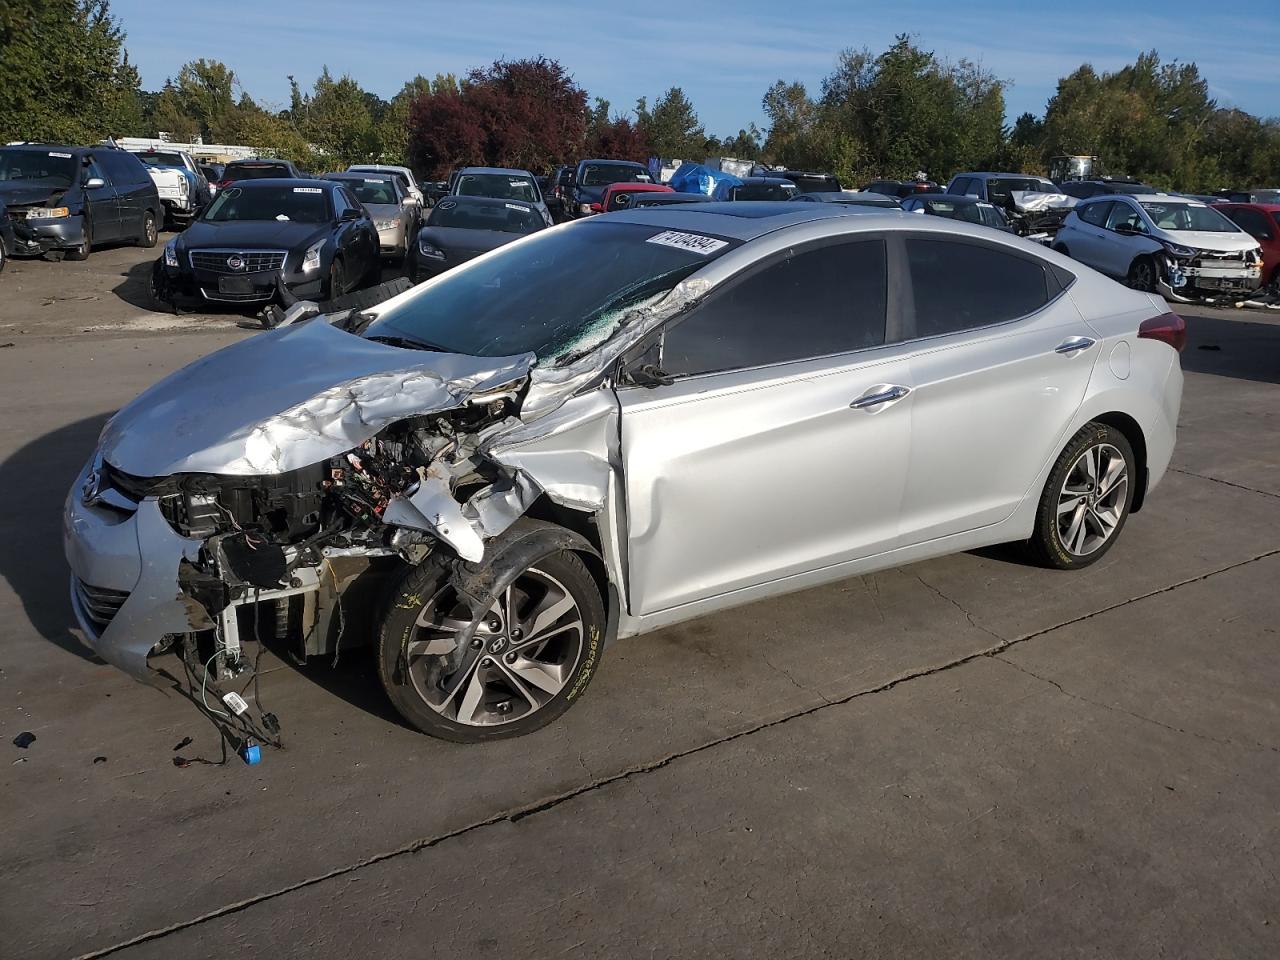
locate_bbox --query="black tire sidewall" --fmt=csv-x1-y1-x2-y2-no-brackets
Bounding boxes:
1127,256,1155,291
329,258,344,298
378,547,606,742
66,218,91,261
139,210,158,248
1030,423,1136,570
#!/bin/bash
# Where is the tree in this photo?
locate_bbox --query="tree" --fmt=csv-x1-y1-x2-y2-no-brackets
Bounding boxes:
761,80,820,167
374,76,431,165
174,59,238,140
408,57,587,176
636,87,705,159
0,0,144,142
586,116,650,162
295,67,380,167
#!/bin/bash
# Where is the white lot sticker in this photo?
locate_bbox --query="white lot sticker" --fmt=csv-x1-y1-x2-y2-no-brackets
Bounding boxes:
364,178,388,184
646,230,728,255
293,187,322,194
48,151,72,158
504,203,527,211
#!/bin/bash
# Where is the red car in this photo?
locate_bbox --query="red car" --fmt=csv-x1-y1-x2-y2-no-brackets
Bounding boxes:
595,182,673,213
1218,203,1280,294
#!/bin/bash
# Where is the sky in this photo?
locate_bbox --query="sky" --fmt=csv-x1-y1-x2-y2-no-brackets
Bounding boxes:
111,0,1280,136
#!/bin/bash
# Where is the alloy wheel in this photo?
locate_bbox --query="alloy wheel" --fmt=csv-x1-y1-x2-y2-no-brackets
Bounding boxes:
1056,442,1129,557
405,567,585,727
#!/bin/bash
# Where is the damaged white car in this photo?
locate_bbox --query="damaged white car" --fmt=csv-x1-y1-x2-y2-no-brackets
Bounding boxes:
65,204,1185,742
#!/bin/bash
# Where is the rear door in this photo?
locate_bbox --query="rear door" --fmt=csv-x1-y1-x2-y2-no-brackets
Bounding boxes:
895,235,1096,544
1063,200,1113,271
618,235,914,615
97,151,145,238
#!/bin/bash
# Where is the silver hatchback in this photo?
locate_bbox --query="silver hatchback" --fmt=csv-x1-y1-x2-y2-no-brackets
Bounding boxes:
65,204,1184,741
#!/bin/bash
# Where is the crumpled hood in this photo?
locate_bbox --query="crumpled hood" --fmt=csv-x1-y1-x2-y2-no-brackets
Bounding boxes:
1161,230,1260,253
1010,190,1076,213
100,318,534,477
0,182,63,207
177,219,329,253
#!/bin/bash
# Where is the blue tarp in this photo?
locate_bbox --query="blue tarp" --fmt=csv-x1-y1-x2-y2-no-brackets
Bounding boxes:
668,162,740,200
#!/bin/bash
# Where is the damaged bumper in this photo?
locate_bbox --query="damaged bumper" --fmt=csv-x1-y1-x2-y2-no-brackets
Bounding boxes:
63,457,212,679
1157,258,1262,302
10,215,85,256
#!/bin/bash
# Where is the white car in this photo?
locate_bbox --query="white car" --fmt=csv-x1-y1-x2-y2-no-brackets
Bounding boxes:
130,148,211,225
1054,194,1263,301
347,164,424,207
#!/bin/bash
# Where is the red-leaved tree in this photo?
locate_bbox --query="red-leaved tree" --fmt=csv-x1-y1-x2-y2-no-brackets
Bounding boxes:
586,117,651,163
409,57,587,177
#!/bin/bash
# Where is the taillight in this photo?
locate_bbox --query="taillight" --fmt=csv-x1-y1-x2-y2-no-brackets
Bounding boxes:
1137,311,1187,352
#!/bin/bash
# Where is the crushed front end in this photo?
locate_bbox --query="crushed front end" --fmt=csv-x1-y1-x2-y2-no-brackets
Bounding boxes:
1157,245,1264,302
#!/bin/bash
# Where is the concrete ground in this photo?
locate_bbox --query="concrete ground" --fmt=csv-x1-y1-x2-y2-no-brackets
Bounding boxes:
1,244,1277,960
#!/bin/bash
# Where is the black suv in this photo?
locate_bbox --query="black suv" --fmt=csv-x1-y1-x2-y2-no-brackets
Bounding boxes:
0,142,160,260
216,158,308,188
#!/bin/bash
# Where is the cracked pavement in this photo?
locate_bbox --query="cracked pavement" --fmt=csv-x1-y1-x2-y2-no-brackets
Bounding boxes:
1,248,1278,958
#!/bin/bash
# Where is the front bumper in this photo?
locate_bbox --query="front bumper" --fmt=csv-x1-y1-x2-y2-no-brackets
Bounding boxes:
63,457,213,679
1158,258,1261,302
377,224,406,254
155,256,326,306
10,215,85,255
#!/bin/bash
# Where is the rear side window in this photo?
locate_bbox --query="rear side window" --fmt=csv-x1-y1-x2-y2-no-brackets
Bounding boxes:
97,150,146,186
905,238,1051,338
663,239,887,377
1078,201,1111,227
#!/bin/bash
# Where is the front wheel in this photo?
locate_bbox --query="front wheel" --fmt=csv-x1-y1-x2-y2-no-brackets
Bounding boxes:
1126,255,1157,292
377,527,606,742
327,257,345,299
65,219,91,261
1027,423,1136,570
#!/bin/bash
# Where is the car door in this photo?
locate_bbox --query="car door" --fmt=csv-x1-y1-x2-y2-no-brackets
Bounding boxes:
1063,200,1113,270
895,235,1097,543
617,236,915,616
100,151,145,238
334,187,372,283
1097,198,1156,278
81,156,122,242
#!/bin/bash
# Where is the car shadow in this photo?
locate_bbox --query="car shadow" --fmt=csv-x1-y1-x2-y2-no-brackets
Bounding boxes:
1181,310,1280,385
112,258,162,311
0,414,110,662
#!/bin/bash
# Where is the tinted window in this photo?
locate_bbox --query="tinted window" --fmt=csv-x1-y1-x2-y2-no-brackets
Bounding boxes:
949,178,971,195
0,148,80,187
97,150,145,186
905,238,1050,338
226,162,293,181
202,184,331,223
662,239,887,377
1078,201,1111,227
1223,208,1274,240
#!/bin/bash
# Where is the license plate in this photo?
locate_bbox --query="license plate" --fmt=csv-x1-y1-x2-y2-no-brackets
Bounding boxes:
218,276,254,295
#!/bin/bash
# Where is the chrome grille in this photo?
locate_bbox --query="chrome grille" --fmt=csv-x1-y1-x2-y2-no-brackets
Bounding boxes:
189,249,287,274
74,579,129,629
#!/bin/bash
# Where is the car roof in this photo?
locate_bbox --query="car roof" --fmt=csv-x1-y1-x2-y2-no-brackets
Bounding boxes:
221,177,334,189
606,202,908,240
458,166,536,177
956,172,1054,181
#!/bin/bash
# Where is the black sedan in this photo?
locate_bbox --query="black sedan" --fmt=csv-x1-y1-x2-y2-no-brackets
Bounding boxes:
151,178,379,308
406,196,545,283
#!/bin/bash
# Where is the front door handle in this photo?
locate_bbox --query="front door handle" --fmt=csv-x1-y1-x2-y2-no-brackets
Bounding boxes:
850,384,911,410
1055,336,1096,355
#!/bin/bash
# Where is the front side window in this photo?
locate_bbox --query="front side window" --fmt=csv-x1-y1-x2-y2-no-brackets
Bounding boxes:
905,238,1051,338
661,239,887,377
1104,202,1146,233
367,220,737,363
1139,201,1239,233
1078,201,1111,227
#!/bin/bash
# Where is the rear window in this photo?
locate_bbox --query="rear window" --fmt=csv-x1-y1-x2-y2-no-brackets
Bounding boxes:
137,152,185,167
427,200,542,234
580,164,652,187
732,183,797,201
342,178,399,205
226,163,292,181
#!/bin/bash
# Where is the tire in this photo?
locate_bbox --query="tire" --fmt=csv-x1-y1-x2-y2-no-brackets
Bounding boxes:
327,257,345,299
1027,422,1136,570
65,218,91,261
1126,255,1157,292
0,240,6,274
138,210,158,248
377,523,606,742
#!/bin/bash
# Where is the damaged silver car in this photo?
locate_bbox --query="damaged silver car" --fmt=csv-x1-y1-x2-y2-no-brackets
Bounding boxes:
65,203,1185,741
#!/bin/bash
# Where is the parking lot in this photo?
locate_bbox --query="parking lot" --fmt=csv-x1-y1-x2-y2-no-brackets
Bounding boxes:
2,239,1278,958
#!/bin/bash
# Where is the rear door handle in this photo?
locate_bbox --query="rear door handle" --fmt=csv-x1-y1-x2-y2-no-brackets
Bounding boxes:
850,384,911,410
1055,336,1096,355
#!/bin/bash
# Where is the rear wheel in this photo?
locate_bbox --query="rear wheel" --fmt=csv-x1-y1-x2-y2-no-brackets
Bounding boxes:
1027,423,1136,570
377,526,606,742
65,219,91,261
138,210,158,248
1126,255,1157,292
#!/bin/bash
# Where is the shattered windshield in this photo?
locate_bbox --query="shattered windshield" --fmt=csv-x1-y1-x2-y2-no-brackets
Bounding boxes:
0,149,79,186
365,221,738,362
202,184,331,223
1139,202,1238,233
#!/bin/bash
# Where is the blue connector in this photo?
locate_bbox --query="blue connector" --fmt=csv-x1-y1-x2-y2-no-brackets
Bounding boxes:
240,741,262,765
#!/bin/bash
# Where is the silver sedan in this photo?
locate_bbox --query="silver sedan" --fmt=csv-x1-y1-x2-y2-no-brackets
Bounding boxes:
65,203,1183,742
323,172,420,261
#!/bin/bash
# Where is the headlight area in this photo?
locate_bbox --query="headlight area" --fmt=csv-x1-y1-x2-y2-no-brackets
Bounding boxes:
301,239,325,273
148,397,519,687
418,237,446,260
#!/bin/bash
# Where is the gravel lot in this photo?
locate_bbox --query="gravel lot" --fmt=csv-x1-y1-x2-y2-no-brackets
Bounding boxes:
1,242,1277,959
